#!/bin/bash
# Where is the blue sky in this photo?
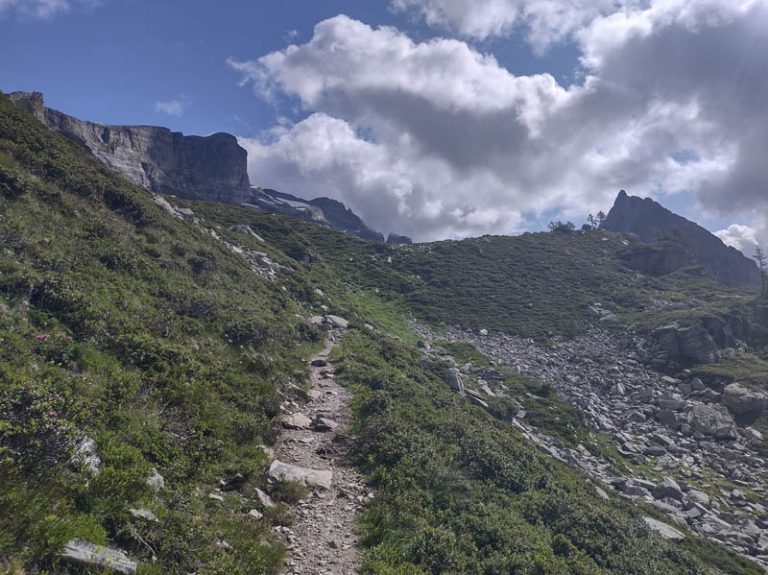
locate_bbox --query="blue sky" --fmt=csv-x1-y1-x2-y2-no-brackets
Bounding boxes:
0,0,577,137
1,0,767,246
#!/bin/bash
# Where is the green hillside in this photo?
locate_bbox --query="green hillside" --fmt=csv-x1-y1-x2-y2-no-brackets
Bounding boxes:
0,94,762,574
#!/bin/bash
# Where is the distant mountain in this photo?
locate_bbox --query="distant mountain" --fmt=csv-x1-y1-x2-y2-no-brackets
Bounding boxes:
602,190,761,290
247,188,386,242
7,91,410,243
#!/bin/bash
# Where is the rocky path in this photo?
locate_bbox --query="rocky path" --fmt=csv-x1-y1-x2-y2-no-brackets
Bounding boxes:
271,328,369,575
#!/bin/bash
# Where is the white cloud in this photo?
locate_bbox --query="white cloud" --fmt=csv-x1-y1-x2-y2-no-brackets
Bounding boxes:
390,0,642,50
154,99,186,118
231,3,768,240
715,224,760,254
0,0,100,18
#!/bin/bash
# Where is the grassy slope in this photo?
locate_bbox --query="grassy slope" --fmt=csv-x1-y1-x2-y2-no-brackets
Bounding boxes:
0,95,323,574
193,200,760,342
335,330,762,575
193,205,761,573
1,93,761,574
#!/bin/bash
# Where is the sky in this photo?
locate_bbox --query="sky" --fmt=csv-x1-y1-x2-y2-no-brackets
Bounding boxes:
1,0,767,248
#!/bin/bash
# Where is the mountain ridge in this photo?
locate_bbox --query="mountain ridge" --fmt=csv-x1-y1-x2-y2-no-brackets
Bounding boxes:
603,189,761,291
2,90,767,575
7,90,409,243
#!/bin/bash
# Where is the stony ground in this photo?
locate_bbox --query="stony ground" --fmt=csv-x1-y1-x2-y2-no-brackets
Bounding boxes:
272,329,369,575
414,323,768,568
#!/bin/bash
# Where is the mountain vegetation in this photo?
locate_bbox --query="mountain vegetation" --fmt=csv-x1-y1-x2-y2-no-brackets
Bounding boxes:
1,92,766,574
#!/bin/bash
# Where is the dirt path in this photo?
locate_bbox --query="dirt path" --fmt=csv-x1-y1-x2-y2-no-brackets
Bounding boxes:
273,329,368,575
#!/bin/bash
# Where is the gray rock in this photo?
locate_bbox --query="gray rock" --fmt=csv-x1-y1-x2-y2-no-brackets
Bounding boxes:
129,508,158,522
657,396,687,411
71,436,101,476
643,517,686,540
282,413,313,430
60,540,137,574
685,489,711,508
254,487,276,508
268,460,333,490
616,479,652,498
656,409,680,429
722,383,768,424
444,368,465,395
147,468,165,491
653,477,685,502
595,485,610,500
627,411,647,423
652,322,720,364
313,416,339,432
684,404,737,440
324,315,349,329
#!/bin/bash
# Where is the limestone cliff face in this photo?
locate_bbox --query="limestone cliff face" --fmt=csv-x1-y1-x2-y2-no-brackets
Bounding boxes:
8,91,411,243
603,190,762,291
9,91,251,204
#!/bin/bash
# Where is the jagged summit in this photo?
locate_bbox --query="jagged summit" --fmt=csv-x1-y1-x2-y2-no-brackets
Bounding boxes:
602,190,761,290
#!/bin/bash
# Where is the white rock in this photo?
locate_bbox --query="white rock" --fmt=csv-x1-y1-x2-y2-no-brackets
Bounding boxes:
60,540,137,574
324,315,349,329
254,487,276,508
129,508,158,522
282,413,313,429
643,516,685,540
268,460,333,490
146,468,165,492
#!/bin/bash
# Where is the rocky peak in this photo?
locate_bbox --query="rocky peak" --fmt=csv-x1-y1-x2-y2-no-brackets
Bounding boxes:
602,190,761,291
8,91,45,122
9,91,252,204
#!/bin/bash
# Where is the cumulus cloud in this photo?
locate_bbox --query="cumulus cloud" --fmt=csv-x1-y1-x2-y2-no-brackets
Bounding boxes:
231,2,768,241
0,0,100,18
154,98,186,118
715,224,760,254
390,0,640,50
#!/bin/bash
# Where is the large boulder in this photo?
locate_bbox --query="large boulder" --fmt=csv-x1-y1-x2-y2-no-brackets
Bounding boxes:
268,460,332,490
722,383,768,424
683,404,737,440
324,315,349,329
652,322,720,364
652,477,685,502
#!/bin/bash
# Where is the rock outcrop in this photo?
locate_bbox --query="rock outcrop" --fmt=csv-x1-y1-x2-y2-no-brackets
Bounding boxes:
8,92,252,204
722,383,768,424
8,91,413,244
246,188,388,242
386,233,413,245
60,540,137,574
603,190,761,291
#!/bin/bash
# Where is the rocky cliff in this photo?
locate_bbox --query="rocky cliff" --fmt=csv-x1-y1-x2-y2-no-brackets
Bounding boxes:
246,188,409,243
8,91,409,243
9,91,252,204
603,190,762,291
